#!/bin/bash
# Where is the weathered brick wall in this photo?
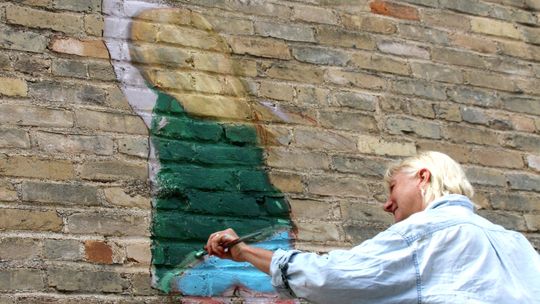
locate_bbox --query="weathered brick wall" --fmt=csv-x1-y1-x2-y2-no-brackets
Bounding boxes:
0,0,539,303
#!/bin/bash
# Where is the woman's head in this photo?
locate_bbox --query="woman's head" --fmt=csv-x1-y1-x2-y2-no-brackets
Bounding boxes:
383,151,474,222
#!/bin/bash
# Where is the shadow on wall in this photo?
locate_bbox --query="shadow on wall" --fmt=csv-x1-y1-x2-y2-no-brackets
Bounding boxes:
104,1,296,297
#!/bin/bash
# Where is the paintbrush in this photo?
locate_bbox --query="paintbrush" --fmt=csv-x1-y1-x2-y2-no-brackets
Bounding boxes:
193,230,264,258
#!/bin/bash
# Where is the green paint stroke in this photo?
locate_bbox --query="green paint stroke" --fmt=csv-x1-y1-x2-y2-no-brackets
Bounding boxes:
150,91,293,292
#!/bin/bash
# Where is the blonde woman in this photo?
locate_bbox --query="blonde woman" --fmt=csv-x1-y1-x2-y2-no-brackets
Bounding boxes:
207,151,540,303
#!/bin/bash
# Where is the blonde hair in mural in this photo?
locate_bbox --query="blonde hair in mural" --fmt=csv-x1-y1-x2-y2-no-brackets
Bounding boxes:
384,151,475,206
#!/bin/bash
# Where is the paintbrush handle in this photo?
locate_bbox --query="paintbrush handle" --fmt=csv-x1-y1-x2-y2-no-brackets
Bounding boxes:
224,230,263,249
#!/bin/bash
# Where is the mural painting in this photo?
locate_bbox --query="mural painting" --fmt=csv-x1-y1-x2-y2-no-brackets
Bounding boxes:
103,0,299,298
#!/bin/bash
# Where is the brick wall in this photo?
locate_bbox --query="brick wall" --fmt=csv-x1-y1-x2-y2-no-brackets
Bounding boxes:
0,0,539,302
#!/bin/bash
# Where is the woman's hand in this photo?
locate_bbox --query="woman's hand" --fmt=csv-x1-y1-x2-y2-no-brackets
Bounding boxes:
205,228,248,262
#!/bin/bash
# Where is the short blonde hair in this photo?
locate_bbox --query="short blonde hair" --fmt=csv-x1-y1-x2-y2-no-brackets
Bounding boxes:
384,151,474,205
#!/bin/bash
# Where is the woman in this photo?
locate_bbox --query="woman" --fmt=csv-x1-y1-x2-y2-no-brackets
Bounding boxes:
206,151,540,303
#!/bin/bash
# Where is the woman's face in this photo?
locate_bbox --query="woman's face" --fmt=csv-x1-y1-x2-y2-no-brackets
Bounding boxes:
383,170,426,222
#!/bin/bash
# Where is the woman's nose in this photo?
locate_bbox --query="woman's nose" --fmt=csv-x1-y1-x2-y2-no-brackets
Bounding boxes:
383,199,395,213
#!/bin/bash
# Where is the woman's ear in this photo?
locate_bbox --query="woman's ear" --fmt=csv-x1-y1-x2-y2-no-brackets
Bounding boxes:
418,168,431,187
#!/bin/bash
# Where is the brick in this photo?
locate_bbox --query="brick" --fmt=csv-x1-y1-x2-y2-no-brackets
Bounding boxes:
341,201,393,224
0,25,48,53
88,61,116,81
209,16,253,35
306,175,371,197
439,0,492,16
266,148,330,170
491,193,540,212
504,133,540,153
421,10,470,32
48,268,129,292
268,171,303,193
522,26,540,45
390,79,447,100
294,128,357,152
318,110,378,132
330,91,378,111
49,36,109,59
503,97,540,116
251,102,318,126
449,33,498,54
292,46,349,66
527,154,540,171
385,116,442,139
341,13,397,34
370,0,420,20
21,181,100,206
416,141,472,164
13,55,50,76
465,166,507,187
490,4,537,24
325,68,387,90
53,0,101,12
411,62,463,83
44,239,81,261
0,269,45,291
377,40,430,59
75,109,147,135
296,86,329,106
265,62,324,84
85,241,113,264
34,132,113,155
168,93,253,121
479,210,527,231
0,238,41,260
524,214,540,231
0,208,63,232
470,147,524,168
6,5,83,34
67,211,149,236
79,160,148,181
432,47,487,69
398,24,450,45
498,40,540,62
484,56,534,77
351,52,410,75
332,156,390,177
193,52,256,77
447,86,500,107
0,180,17,201
84,14,104,36
434,103,461,122
344,223,387,244
293,5,338,24
226,36,291,60
0,77,27,97
103,188,151,209
0,128,30,148
258,125,292,146
51,59,88,78
409,99,435,119
259,80,295,101
297,221,341,242
464,70,517,92
255,21,315,42
290,199,333,219
126,242,151,265
446,124,500,146
316,26,376,50
0,155,75,180
358,134,416,156
507,173,540,191
470,17,522,39
117,137,149,158
132,273,156,295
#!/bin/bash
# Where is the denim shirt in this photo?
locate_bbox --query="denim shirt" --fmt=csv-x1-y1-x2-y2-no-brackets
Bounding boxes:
270,194,540,303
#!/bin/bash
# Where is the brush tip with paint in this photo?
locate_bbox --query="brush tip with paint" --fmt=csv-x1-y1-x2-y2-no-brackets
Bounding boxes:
194,249,207,259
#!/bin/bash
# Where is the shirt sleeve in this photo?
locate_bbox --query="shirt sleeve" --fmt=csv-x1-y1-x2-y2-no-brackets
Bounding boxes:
269,230,418,304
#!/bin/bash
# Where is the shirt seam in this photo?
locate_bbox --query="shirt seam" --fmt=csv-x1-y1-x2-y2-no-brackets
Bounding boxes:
389,229,423,304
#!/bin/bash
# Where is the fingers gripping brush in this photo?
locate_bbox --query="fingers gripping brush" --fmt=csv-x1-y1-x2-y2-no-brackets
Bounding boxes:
157,223,291,293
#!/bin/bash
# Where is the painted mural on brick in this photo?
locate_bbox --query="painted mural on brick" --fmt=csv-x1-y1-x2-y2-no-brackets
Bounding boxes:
103,0,296,298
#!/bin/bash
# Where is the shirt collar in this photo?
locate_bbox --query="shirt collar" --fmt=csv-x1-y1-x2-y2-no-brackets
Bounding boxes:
425,194,475,212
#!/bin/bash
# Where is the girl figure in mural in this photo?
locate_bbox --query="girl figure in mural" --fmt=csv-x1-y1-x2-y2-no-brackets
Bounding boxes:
207,151,540,304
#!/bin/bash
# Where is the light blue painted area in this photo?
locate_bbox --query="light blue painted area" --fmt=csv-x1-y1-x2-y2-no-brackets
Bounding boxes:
174,231,292,296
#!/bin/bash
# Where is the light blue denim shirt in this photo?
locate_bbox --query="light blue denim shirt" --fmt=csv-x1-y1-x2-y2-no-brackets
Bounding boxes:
270,194,540,303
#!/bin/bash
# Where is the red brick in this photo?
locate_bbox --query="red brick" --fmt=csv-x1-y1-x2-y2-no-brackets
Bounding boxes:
85,241,113,264
49,36,109,59
370,1,420,21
